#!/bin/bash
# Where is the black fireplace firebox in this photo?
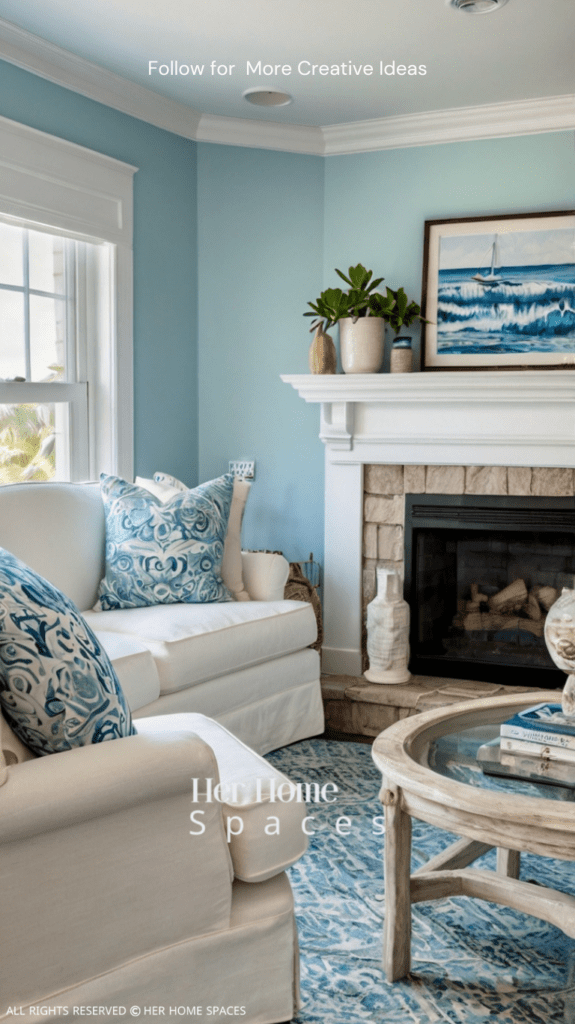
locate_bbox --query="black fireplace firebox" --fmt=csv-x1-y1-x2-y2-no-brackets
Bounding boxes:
404,494,575,690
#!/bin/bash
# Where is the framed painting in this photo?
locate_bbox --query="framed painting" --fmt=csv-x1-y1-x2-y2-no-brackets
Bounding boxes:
421,211,575,370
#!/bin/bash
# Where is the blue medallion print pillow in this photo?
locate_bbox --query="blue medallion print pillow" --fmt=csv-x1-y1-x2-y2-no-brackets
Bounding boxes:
0,548,136,756
95,472,235,610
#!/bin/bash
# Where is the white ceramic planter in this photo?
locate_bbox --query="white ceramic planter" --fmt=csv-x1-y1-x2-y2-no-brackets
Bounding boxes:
339,317,385,374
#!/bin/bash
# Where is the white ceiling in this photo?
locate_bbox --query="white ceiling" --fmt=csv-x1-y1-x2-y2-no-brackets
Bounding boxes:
0,0,573,128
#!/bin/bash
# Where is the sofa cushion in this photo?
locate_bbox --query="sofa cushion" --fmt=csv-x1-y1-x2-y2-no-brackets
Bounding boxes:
136,473,251,602
132,650,323,757
135,713,308,882
95,473,234,611
0,482,105,611
0,707,36,785
0,708,36,764
94,632,161,711
83,599,318,695
0,549,135,756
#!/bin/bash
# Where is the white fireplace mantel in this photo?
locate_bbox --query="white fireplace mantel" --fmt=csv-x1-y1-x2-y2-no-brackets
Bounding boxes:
281,370,575,676
281,370,575,467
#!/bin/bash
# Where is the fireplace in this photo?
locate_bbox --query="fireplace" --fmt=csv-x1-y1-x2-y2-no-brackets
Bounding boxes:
282,371,575,680
404,494,575,689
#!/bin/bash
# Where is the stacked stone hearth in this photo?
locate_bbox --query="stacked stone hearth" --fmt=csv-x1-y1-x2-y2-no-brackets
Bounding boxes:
362,464,575,672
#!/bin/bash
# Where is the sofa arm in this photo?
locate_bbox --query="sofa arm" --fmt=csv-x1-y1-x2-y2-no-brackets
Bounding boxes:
241,550,290,601
1,730,234,1012
137,714,309,884
0,728,225,842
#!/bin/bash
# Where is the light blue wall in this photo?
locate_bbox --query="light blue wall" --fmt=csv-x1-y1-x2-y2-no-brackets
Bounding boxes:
1,56,573,573
0,60,199,485
197,143,325,564
324,132,575,370
197,131,573,572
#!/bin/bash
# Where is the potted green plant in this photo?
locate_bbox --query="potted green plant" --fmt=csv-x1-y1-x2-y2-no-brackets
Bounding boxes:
385,287,427,337
386,287,429,373
305,264,426,374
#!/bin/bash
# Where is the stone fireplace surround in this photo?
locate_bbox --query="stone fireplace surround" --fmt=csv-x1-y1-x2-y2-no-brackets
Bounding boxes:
282,371,575,678
363,463,575,680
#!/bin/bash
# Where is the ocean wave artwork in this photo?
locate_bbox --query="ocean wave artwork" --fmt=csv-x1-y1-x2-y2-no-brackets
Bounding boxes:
437,263,575,355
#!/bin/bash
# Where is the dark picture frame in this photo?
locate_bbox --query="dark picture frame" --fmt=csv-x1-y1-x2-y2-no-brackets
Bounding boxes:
421,211,575,370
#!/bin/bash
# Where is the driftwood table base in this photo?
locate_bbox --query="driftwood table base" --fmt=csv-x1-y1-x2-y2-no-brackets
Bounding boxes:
373,692,575,982
383,799,575,982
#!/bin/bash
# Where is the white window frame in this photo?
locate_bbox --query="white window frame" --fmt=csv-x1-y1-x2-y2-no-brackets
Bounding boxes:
0,114,137,481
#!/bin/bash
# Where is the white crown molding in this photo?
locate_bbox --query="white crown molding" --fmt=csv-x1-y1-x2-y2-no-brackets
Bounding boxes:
0,17,573,156
322,95,575,155
0,17,202,139
196,113,324,155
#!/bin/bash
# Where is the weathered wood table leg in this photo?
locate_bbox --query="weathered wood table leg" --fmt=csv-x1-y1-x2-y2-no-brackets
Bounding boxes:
383,785,412,982
497,847,520,878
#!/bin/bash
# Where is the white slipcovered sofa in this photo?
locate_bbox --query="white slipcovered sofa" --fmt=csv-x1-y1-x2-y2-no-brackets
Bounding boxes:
0,479,324,1021
0,481,324,754
0,709,309,1021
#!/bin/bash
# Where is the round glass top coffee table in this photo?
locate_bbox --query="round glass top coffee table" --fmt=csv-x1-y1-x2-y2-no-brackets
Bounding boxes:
372,690,575,981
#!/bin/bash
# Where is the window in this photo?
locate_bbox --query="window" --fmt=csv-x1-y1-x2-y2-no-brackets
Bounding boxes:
0,220,109,482
0,114,136,483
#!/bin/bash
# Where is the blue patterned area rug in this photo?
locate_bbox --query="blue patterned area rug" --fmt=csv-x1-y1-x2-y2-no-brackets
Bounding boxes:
266,738,575,1024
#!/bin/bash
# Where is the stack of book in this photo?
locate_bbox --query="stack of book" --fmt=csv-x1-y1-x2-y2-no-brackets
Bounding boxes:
497,702,575,787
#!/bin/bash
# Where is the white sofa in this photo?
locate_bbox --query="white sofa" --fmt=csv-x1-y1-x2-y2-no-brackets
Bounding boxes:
0,709,310,1021
0,481,324,754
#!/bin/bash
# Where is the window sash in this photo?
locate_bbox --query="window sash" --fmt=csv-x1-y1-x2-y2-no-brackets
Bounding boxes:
0,227,77,386
0,224,92,483
0,381,89,481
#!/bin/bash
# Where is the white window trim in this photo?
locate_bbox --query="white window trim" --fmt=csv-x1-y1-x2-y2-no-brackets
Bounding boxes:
0,113,137,481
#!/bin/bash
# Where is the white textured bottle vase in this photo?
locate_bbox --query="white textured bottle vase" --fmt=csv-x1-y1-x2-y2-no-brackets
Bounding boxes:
364,566,411,684
544,586,575,716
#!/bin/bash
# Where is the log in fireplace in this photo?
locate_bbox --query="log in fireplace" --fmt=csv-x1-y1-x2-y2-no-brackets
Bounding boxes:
404,494,575,689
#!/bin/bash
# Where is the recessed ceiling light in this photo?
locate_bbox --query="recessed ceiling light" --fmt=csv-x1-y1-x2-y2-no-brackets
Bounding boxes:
243,89,293,107
448,0,509,12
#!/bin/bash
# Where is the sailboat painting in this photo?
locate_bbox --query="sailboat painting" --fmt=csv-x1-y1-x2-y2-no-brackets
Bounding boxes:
471,235,519,287
422,213,575,369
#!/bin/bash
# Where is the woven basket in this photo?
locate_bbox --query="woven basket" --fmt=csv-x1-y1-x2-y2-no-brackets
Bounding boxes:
285,561,323,653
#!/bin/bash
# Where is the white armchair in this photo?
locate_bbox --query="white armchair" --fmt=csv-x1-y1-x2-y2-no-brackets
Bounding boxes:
1,713,306,1023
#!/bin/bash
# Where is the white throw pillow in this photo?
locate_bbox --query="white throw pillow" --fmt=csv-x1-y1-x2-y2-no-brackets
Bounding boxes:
221,478,251,601
135,473,251,601
133,476,183,503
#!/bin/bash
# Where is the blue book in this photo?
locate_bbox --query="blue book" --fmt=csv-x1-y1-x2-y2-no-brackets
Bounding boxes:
500,703,575,749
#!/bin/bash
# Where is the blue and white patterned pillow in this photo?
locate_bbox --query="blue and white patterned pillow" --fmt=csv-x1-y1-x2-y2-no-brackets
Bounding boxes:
0,548,136,756
95,472,234,611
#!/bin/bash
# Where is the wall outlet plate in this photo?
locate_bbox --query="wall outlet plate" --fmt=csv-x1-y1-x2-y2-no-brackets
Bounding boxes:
229,460,255,481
